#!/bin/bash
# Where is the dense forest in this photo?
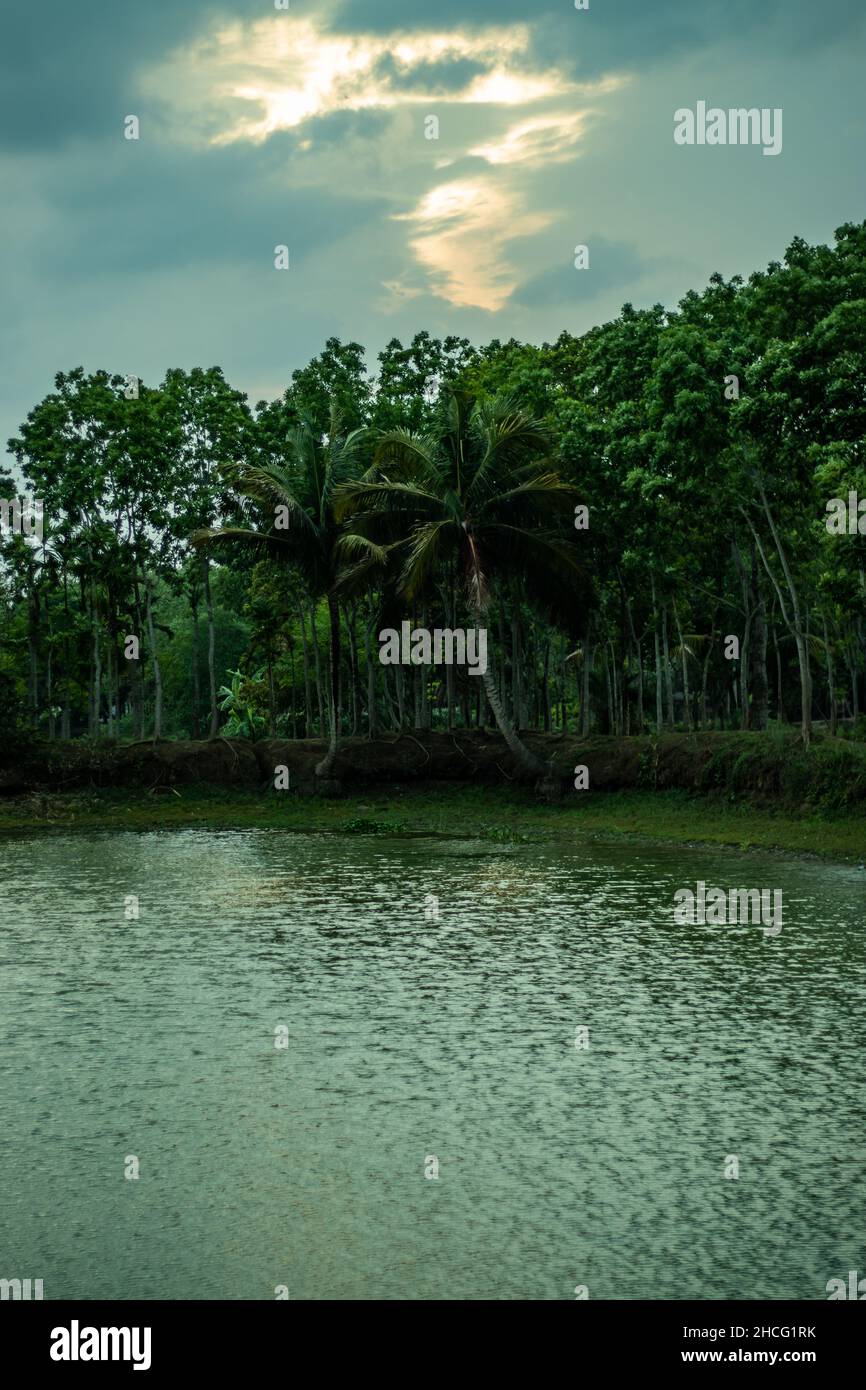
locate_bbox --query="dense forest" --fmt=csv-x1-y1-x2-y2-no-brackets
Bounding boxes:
2,222,865,776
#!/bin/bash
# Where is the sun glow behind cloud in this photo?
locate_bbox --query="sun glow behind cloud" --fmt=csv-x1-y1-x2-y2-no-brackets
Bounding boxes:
397,178,553,311
148,18,571,142
143,13,628,309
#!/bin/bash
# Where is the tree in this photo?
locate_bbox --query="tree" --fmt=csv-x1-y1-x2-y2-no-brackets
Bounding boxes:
334,388,591,776
163,367,253,738
192,406,367,776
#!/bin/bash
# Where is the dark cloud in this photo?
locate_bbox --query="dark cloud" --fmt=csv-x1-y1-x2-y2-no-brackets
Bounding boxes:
369,53,488,93
5,0,860,153
331,0,863,70
0,0,263,148
513,239,652,308
1,0,862,476
18,139,386,277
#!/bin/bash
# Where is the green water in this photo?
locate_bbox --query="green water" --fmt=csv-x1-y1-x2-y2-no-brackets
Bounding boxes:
0,829,863,1300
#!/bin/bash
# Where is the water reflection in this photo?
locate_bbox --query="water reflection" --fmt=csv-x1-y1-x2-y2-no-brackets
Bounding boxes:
0,829,863,1300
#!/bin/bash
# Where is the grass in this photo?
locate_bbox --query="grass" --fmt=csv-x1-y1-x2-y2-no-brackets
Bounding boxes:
1,782,864,862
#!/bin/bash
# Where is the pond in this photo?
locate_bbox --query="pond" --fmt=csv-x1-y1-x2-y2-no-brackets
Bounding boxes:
0,829,863,1300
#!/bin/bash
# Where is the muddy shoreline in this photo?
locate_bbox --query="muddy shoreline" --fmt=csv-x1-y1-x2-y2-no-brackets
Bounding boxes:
2,730,864,812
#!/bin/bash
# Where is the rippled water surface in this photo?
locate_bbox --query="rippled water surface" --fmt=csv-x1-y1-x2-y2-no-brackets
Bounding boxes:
0,828,863,1300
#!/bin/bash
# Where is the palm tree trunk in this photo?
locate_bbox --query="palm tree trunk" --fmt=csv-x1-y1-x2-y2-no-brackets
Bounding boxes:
474,603,544,776
479,663,544,775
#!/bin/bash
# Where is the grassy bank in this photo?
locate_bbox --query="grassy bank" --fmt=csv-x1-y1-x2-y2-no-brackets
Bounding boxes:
2,782,864,862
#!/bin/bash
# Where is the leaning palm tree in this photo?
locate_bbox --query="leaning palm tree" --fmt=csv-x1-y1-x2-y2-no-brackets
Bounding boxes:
191,406,366,778
334,389,591,778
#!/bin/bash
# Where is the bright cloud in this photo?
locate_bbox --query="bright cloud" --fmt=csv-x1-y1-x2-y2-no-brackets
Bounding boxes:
145,18,574,145
396,178,552,311
142,13,628,311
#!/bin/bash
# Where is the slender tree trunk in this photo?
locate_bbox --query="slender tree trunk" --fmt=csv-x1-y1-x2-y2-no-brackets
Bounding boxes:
470,598,544,775
497,604,509,718
542,639,551,732
420,606,430,730
661,602,675,729
315,593,342,778
511,600,521,730
845,640,859,721
46,644,55,740
145,575,162,742
651,575,663,732
364,614,379,737
61,567,71,740
672,597,692,732
700,628,715,730
444,578,456,730
749,547,769,730
295,598,314,737
823,613,838,736
107,640,116,738
413,610,423,729
746,483,812,744
190,585,202,739
581,636,594,736
479,662,544,775
91,580,101,738
267,650,276,737
622,588,644,733
383,668,400,732
347,603,360,736
558,636,567,735
28,601,39,731
132,586,145,739
308,599,325,735
604,647,614,734
732,540,752,729
203,556,218,739
772,623,785,723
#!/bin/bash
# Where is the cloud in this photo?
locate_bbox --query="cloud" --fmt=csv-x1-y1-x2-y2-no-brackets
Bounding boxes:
132,13,630,312
0,0,269,149
513,239,655,308
470,111,591,167
1,0,863,476
330,0,864,63
141,17,575,146
396,178,553,311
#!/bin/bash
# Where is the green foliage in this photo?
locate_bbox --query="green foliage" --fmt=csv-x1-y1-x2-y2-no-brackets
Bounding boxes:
218,668,268,739
4,226,866,752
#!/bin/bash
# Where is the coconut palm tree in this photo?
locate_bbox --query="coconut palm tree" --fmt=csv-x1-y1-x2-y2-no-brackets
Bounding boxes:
334,389,591,777
191,407,367,778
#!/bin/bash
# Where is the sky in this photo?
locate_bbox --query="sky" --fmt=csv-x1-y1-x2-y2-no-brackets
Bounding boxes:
1,0,865,468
